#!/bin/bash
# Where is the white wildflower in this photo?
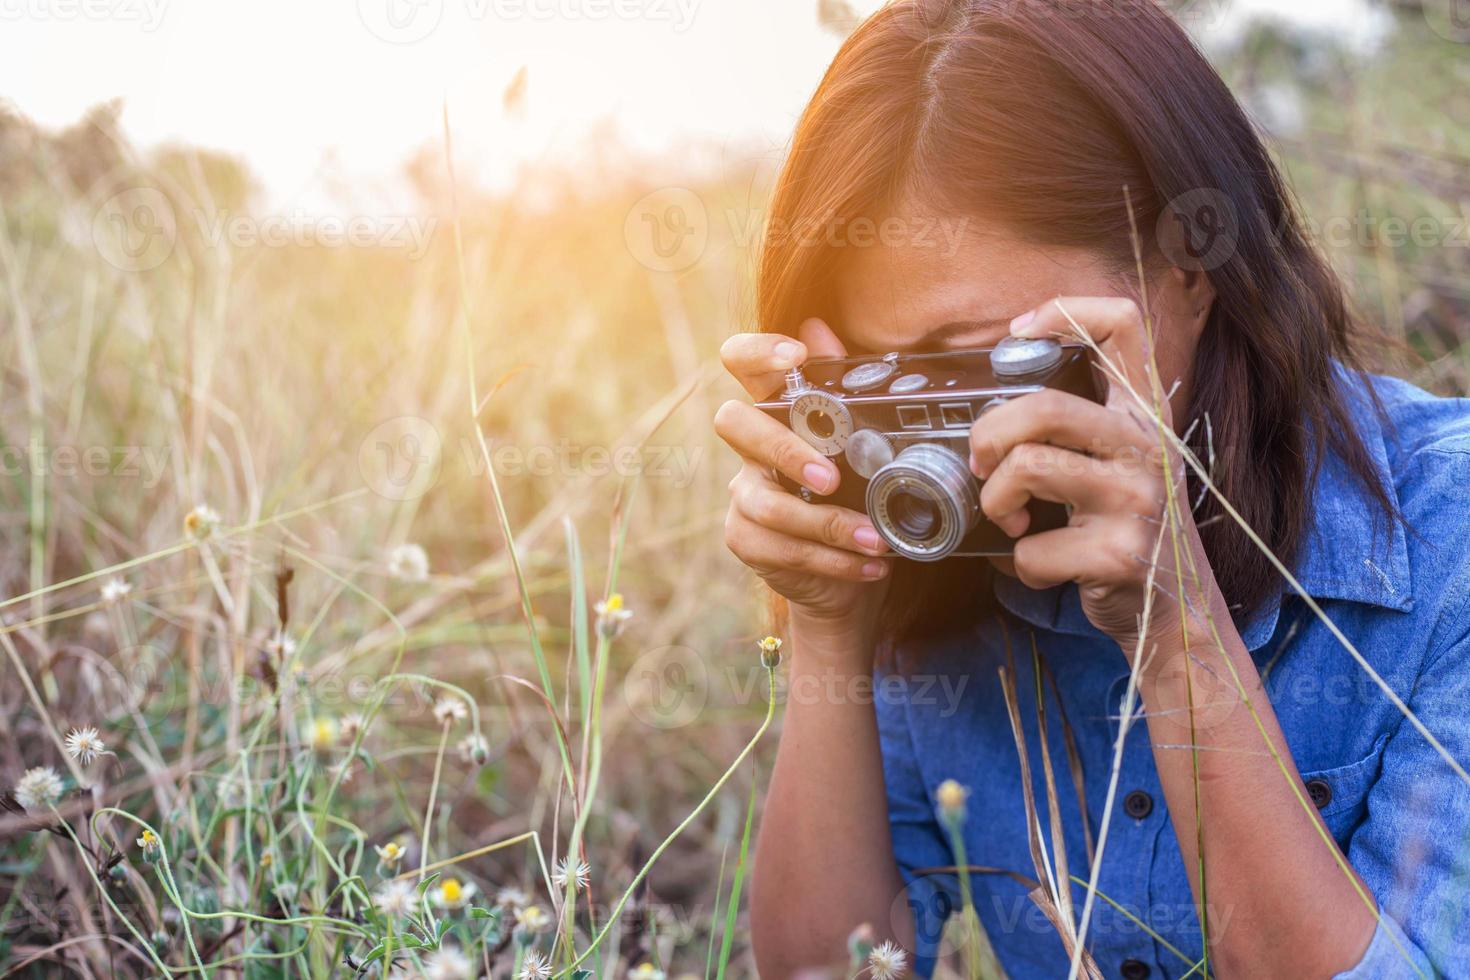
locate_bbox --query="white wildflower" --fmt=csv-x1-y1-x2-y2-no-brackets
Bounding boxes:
457,733,489,766
514,903,551,933
552,857,590,893
339,713,365,742
594,592,633,639
627,965,666,980
266,632,297,660
100,578,132,605
519,951,552,980
136,828,162,863
387,543,429,582
869,940,908,980
65,727,107,766
757,635,783,669
424,944,475,980
429,876,476,911
935,779,969,822
305,717,338,752
495,886,529,909
14,766,64,810
372,879,416,919
432,696,468,726
375,840,407,871
184,504,221,540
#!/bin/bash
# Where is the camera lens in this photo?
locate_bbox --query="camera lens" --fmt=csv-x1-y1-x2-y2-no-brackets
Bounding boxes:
889,492,939,539
865,444,980,561
807,411,835,440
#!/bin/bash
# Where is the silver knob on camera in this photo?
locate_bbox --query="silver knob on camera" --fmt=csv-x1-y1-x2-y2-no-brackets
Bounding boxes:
989,336,1063,380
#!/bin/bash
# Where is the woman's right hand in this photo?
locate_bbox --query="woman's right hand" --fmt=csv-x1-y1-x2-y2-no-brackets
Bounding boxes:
715,318,892,630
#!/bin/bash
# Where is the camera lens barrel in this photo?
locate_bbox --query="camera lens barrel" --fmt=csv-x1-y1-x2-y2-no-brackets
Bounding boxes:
865,443,980,561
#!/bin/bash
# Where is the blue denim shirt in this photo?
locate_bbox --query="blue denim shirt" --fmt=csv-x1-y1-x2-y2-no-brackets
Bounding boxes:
877,373,1470,979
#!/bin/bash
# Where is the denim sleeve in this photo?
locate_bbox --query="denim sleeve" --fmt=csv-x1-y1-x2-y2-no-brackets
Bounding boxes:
1332,607,1470,978
874,674,958,979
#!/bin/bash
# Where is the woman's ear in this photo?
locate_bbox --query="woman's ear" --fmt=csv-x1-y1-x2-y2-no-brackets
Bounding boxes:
1177,267,1216,327
797,317,848,359
1158,266,1217,345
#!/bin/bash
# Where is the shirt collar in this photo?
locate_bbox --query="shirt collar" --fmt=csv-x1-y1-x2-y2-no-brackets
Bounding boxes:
995,371,1412,652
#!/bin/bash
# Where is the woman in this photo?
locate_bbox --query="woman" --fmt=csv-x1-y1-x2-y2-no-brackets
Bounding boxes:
715,1,1470,977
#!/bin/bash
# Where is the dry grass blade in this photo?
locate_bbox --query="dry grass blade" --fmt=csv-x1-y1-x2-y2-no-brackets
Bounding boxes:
996,623,1101,976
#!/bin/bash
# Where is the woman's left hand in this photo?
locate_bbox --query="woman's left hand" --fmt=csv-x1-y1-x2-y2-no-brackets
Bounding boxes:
969,296,1211,652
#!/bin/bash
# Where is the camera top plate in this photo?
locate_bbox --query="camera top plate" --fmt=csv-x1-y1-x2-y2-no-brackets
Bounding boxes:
754,340,1094,411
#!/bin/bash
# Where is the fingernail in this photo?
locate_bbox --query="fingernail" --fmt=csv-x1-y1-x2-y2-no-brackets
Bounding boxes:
803,462,834,494
854,526,882,551
774,341,802,366
861,560,888,580
1009,310,1037,335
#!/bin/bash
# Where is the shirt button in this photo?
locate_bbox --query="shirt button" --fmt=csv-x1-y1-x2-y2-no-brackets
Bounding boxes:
1123,790,1153,819
1306,778,1333,810
1120,958,1151,979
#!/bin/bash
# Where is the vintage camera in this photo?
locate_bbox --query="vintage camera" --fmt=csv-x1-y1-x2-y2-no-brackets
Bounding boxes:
756,337,1102,561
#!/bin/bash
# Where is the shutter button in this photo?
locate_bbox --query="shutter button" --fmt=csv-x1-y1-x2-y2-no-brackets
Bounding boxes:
1123,790,1153,819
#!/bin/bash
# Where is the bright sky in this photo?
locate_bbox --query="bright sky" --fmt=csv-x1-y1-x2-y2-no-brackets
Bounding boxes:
0,0,1389,209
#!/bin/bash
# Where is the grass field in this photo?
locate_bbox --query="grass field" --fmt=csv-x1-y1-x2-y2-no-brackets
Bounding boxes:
1,3,1468,977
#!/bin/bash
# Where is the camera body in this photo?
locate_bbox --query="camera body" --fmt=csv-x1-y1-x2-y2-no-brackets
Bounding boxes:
755,337,1102,561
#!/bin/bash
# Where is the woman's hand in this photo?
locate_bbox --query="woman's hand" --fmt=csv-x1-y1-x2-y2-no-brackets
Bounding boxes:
970,297,1217,652
715,319,891,634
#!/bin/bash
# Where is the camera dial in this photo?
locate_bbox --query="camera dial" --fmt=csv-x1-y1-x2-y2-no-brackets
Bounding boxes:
888,372,930,394
990,336,1063,380
841,359,898,392
789,389,854,457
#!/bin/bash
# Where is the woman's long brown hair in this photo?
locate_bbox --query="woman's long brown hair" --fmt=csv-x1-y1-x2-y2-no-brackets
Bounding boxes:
757,0,1396,646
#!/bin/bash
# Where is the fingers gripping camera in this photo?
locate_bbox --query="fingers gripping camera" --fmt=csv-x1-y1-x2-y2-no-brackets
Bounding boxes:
756,338,1102,561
